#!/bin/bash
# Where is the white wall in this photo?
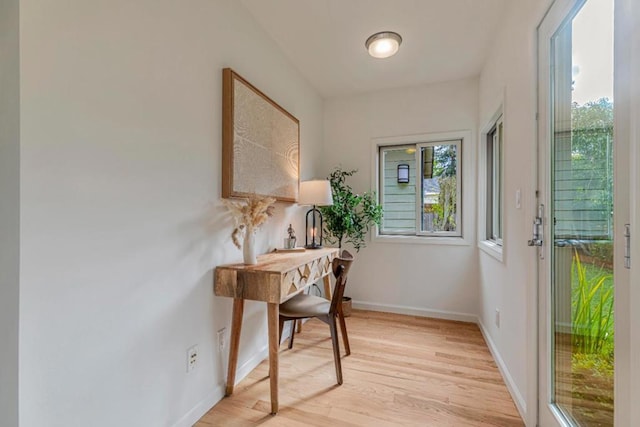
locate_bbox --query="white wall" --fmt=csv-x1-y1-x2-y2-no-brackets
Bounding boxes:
477,0,553,424
322,78,479,320
0,0,20,425
18,1,323,426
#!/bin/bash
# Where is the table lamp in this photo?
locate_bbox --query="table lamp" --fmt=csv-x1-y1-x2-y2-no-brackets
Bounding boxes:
299,180,333,249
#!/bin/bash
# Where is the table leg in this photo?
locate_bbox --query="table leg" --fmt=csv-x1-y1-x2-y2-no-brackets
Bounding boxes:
225,298,244,396
267,302,279,414
323,275,332,300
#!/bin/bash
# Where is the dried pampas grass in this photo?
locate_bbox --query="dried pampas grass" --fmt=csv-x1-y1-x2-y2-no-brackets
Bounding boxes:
222,194,276,248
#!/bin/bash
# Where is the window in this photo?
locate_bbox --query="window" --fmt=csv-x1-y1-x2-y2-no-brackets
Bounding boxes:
486,116,503,245
379,139,462,237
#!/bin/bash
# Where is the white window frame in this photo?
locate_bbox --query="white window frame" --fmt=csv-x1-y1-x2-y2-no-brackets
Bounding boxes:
479,107,505,261
488,115,504,244
372,130,472,246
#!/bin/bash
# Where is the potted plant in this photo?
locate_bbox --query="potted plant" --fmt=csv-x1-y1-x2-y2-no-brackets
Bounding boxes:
319,167,383,316
319,167,383,251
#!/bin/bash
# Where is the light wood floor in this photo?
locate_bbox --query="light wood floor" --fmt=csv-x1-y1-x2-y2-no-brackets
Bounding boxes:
196,310,524,427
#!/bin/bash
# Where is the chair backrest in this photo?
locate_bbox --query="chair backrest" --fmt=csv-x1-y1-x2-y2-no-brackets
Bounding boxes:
329,250,354,315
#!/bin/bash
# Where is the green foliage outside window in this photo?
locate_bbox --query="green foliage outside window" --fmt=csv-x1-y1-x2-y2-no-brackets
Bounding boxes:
425,144,458,232
570,98,614,238
434,176,457,231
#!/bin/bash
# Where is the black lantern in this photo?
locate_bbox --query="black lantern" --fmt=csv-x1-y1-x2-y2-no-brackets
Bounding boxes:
299,180,334,249
397,164,410,183
305,208,324,249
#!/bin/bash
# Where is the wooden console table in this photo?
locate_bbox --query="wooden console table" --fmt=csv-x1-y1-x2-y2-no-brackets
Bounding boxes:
214,247,339,414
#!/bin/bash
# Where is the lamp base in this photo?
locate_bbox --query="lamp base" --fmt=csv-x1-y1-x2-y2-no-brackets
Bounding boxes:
304,243,323,249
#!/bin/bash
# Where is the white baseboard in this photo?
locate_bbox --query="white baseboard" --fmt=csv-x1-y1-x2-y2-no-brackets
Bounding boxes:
172,386,224,427
476,319,527,421
352,300,478,323
172,344,269,427
235,344,269,385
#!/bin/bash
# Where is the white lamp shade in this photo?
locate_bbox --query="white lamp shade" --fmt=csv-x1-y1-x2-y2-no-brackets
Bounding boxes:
299,180,333,206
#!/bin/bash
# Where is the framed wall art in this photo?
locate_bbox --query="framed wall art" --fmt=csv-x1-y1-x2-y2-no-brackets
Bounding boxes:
222,68,300,202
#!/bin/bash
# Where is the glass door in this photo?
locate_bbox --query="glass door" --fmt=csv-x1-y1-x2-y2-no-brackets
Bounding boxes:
537,0,616,425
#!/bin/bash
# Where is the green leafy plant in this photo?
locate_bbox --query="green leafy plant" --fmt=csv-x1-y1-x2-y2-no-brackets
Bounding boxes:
571,250,614,356
319,167,383,251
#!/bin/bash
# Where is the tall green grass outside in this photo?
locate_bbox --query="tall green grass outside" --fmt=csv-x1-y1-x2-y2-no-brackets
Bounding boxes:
571,250,614,357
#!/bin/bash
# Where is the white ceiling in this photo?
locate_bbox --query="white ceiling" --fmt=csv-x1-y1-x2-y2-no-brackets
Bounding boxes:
240,0,510,99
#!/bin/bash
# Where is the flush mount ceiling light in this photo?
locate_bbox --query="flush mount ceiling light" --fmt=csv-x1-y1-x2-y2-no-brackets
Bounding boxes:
365,31,402,59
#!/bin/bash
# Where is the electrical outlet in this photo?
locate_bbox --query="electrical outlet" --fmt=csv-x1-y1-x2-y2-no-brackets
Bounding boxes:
495,309,500,328
187,345,198,373
217,328,226,352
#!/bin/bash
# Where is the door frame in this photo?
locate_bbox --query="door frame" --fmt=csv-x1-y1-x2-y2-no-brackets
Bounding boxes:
624,1,640,425
536,0,627,425
536,1,586,425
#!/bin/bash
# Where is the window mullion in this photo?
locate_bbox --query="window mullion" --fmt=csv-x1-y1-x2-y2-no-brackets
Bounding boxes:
415,147,421,233
491,133,500,241
455,140,462,235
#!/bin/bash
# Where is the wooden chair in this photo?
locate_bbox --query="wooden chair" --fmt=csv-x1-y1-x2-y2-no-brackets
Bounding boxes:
278,250,354,385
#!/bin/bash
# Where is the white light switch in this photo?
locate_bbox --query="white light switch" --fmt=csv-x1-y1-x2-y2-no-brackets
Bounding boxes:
515,189,522,210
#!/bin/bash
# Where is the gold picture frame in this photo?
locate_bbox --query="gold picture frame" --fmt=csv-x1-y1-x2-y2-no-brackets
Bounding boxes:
222,68,300,202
